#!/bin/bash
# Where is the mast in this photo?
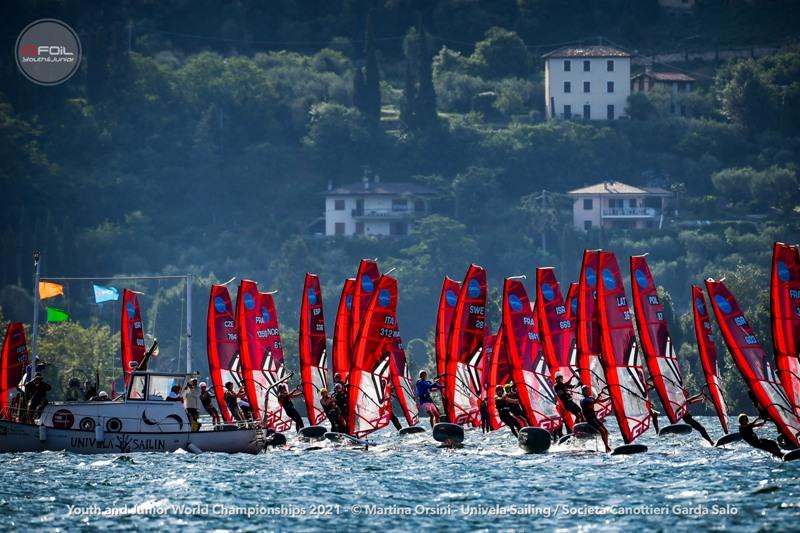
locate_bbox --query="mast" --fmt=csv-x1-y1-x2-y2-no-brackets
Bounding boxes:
31,251,41,367
186,273,193,373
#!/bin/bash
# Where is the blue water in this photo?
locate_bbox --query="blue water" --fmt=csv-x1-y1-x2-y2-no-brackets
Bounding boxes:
2,417,798,531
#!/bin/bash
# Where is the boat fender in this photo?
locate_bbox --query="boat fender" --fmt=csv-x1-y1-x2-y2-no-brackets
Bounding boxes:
95,423,105,442
38,424,47,442
187,443,203,454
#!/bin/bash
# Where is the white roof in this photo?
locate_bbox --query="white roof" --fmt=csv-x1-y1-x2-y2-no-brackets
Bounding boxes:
568,181,672,196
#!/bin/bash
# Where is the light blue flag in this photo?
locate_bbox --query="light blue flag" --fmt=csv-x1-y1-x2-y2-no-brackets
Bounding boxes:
93,284,119,303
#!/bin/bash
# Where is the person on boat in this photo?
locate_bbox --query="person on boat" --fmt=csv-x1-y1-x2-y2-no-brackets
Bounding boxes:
320,388,346,432
183,378,202,431
8,385,24,421
83,381,97,401
90,390,110,401
237,387,253,420
25,373,51,422
276,384,305,432
479,394,490,433
580,385,612,453
166,384,182,401
738,414,784,458
223,381,244,421
65,378,83,401
495,386,523,437
554,374,584,429
679,392,714,444
380,378,403,431
416,371,444,427
199,382,221,426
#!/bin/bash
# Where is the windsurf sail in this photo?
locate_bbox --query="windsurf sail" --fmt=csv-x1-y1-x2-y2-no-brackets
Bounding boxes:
299,273,329,426
691,286,730,433
435,277,461,381
706,278,800,446
347,275,397,437
236,280,292,430
771,242,800,414
502,277,561,432
630,255,688,424
332,278,355,381
445,264,487,426
350,259,381,351
389,332,419,426
596,252,651,444
1,323,28,419
206,284,240,422
485,331,512,430
536,268,580,428
577,250,611,421
121,288,146,387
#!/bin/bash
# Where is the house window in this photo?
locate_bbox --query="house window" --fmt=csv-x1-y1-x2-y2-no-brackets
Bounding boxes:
583,105,591,120
334,199,345,211
638,78,644,91
563,105,571,119
583,81,590,93
607,81,614,93
355,222,364,235
584,220,592,231
583,60,590,72
607,104,615,120
628,199,637,208
390,222,408,236
607,60,614,72
414,199,425,212
392,198,408,211
564,60,571,72
564,81,571,93
334,222,345,235
583,199,593,210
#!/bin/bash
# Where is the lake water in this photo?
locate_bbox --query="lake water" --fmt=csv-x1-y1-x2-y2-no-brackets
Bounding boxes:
2,417,796,531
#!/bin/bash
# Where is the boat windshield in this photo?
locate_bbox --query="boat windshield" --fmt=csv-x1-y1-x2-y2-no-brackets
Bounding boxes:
127,374,189,401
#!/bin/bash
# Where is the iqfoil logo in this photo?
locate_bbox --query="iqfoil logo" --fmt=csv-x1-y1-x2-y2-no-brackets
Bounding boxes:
16,19,81,86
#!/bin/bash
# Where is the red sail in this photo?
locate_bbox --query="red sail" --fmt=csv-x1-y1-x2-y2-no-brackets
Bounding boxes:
206,285,240,423
577,250,611,421
350,259,381,351
691,286,730,434
630,255,688,424
502,278,562,432
389,332,419,426
596,252,651,444
536,268,580,428
300,273,329,426
121,289,146,387
771,242,800,414
347,275,397,437
332,278,355,381
435,277,461,380
566,282,579,322
445,264,487,426
485,332,512,430
706,278,800,446
1,323,28,419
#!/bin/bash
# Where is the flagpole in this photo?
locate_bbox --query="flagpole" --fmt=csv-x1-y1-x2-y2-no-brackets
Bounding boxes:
186,274,192,374
31,251,41,367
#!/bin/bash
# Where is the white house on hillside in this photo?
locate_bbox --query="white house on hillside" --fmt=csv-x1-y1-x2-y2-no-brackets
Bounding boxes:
543,46,631,121
324,177,435,237
568,181,673,231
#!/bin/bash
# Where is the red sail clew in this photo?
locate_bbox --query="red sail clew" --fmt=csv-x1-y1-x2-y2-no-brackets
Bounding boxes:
502,277,562,432
771,242,800,415
630,255,688,424
347,275,398,437
121,289,146,387
706,278,800,447
577,250,611,421
536,268,580,429
300,273,329,426
596,252,651,444
206,285,240,422
332,278,355,381
691,286,730,434
445,264,487,426
1,323,28,419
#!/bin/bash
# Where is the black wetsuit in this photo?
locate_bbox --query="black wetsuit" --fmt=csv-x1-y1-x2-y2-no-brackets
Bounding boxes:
506,391,529,425
278,392,305,431
321,397,345,432
200,390,219,417
479,398,490,433
682,412,713,443
333,389,349,423
740,422,783,458
224,390,243,421
496,396,522,437
555,382,583,418
580,396,602,431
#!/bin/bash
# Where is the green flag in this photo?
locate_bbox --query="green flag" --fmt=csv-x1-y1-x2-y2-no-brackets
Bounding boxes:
46,307,69,322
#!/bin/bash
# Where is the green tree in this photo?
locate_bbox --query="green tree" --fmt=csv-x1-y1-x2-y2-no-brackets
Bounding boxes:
470,27,531,79
715,59,774,134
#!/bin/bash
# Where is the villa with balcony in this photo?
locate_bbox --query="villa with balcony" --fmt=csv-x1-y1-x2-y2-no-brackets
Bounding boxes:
567,181,673,231
323,177,435,237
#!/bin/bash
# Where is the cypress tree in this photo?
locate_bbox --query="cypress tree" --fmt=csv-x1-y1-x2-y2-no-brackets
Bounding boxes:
362,12,381,129
400,59,416,130
414,21,438,130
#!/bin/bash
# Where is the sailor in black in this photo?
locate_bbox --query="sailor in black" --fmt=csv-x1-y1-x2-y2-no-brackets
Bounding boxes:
580,385,612,452
495,385,523,437
738,414,784,458
682,392,714,444
276,384,305,432
554,373,584,429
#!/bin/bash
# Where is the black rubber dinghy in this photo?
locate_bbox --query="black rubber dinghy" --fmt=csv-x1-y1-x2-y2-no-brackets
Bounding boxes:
658,423,693,436
298,425,328,442
518,427,551,454
432,423,464,446
611,443,647,455
714,432,742,447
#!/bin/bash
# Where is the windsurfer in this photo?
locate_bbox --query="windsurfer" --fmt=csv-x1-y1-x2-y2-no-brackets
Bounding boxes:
738,414,784,458
223,382,244,422
554,374,584,428
505,384,529,425
479,395,490,433
199,382,222,426
276,384,305,432
320,388,346,432
495,385,523,437
416,371,444,427
381,378,402,431
580,385,612,452
681,393,714,444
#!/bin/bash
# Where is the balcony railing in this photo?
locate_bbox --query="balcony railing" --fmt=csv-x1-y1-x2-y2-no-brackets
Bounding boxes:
601,207,657,218
351,208,423,219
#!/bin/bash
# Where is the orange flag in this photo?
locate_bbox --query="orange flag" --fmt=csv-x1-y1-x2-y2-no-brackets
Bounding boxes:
38,281,64,300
